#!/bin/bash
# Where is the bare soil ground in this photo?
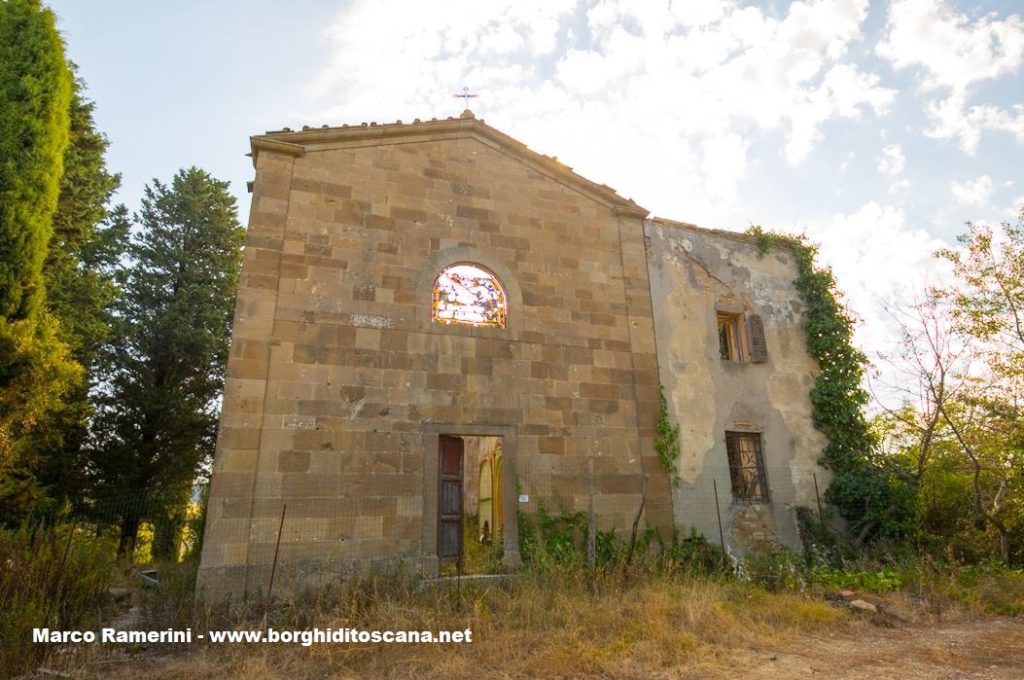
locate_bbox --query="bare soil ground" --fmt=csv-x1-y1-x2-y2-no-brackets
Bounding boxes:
709,617,1024,680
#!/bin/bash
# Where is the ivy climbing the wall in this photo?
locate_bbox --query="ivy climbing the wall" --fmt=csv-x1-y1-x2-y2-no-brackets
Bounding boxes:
746,227,907,544
655,387,680,487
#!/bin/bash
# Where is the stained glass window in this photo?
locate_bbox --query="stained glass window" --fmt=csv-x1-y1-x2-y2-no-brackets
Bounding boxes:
432,264,507,328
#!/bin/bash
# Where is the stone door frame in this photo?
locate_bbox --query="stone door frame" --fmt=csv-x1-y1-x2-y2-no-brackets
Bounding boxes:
421,423,520,576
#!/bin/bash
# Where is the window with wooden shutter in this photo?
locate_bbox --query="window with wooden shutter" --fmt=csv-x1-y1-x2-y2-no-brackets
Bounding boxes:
746,314,768,363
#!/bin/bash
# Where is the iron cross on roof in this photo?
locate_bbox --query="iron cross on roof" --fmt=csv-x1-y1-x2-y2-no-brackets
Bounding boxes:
453,86,478,108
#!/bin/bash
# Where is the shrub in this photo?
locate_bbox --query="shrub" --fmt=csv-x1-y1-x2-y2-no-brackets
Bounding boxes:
0,523,117,675
518,503,729,579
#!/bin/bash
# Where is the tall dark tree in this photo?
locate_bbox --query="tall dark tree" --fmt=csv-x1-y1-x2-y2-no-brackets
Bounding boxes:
0,0,79,513
21,69,126,511
45,68,124,363
0,0,70,320
89,169,244,554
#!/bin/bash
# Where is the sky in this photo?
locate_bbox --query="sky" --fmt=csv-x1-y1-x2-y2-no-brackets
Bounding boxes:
49,0,1024,396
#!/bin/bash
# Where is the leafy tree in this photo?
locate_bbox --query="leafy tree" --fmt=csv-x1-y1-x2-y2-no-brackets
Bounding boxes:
872,296,995,558
17,69,126,512
934,210,1024,564
873,297,962,485
0,0,80,513
870,213,1024,564
940,210,1024,380
933,380,1022,564
89,169,244,555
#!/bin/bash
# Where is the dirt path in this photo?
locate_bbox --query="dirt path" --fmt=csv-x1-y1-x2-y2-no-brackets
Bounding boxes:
711,617,1024,680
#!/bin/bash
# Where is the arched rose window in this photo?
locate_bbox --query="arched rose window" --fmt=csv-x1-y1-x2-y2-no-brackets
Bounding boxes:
432,264,507,328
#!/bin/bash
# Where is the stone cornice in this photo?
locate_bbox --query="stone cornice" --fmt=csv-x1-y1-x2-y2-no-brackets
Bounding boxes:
612,204,650,219
250,137,304,158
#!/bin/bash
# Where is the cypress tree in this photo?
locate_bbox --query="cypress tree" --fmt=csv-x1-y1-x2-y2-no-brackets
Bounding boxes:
90,169,244,554
0,0,80,507
0,0,71,320
29,70,125,507
45,68,123,362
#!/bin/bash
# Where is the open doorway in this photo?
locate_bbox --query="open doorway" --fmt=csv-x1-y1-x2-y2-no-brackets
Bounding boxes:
438,434,504,575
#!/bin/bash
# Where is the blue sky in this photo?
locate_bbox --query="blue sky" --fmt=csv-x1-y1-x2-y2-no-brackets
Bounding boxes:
50,0,1023,367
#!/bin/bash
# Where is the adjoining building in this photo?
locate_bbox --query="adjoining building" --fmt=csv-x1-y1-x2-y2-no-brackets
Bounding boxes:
196,111,827,598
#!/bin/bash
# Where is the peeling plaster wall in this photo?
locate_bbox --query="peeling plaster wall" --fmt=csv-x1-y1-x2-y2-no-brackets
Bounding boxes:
644,219,829,553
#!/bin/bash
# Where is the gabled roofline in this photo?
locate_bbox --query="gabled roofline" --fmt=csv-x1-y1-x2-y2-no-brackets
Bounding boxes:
250,110,648,217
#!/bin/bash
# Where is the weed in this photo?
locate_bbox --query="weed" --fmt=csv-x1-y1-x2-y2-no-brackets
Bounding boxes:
137,558,200,630
0,523,117,676
63,569,846,679
811,566,903,593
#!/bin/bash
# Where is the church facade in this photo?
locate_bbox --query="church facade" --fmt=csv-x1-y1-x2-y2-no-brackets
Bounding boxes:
196,111,826,598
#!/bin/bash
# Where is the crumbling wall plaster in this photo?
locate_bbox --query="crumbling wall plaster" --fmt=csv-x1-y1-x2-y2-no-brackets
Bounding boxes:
645,220,829,554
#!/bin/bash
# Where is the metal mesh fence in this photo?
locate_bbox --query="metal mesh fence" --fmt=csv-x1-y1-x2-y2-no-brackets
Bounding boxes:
4,462,829,601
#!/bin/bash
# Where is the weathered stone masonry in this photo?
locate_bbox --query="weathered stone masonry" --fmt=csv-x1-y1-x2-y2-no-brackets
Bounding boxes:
197,112,827,598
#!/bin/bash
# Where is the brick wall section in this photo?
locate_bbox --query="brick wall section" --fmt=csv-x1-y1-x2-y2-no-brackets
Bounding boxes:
198,122,671,597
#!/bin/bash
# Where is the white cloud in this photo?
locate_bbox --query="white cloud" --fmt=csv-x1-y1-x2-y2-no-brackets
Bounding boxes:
478,22,525,54
950,175,994,206
554,50,609,96
802,202,952,353
838,150,855,173
889,178,910,194
924,95,1024,154
877,144,905,177
784,64,894,165
304,0,577,113
877,0,1024,93
877,0,1024,153
666,0,730,29
298,0,892,222
702,134,749,201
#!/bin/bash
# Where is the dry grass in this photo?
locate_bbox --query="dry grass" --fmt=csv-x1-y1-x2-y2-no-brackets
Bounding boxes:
53,571,848,679
25,554,1024,679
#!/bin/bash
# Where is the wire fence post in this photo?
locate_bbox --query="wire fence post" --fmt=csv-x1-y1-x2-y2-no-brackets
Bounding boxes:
267,503,287,599
712,479,726,553
813,473,825,528
587,458,596,571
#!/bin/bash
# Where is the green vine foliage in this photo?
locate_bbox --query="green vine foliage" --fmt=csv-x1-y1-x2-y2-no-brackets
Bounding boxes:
655,387,680,487
747,227,905,541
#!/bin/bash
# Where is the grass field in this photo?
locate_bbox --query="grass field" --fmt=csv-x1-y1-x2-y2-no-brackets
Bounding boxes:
25,568,954,679
14,531,1024,679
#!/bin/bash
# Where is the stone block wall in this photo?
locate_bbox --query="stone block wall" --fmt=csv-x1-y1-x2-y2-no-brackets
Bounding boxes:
197,118,673,598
